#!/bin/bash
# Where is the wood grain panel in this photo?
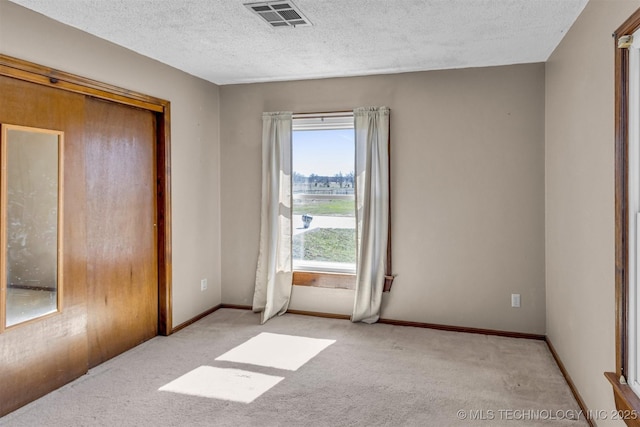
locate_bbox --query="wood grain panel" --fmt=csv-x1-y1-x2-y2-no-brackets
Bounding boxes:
157,107,172,335
0,75,89,416
293,271,356,289
0,54,172,337
0,55,171,416
85,98,158,368
0,54,165,113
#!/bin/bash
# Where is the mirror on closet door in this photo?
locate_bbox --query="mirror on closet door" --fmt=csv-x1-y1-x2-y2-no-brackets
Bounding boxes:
0,124,63,329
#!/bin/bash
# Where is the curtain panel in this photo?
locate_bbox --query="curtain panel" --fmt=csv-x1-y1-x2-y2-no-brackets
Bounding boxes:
252,112,293,324
352,106,390,324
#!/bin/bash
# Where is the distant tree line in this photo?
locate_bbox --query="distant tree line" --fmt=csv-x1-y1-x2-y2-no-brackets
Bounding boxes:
293,171,355,188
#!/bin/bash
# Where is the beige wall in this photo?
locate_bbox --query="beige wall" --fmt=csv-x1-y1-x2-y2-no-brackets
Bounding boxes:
6,0,633,418
545,0,640,424
220,64,546,334
0,0,222,327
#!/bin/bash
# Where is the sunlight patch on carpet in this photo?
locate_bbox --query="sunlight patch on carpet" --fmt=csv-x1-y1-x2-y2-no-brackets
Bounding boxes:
215,332,335,371
158,366,283,403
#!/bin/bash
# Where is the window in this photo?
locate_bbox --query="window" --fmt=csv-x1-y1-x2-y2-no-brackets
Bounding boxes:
625,28,640,397
609,12,640,423
288,111,394,293
255,108,392,323
291,113,357,289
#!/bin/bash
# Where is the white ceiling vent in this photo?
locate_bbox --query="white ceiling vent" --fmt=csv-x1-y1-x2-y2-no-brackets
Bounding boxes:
244,1,312,28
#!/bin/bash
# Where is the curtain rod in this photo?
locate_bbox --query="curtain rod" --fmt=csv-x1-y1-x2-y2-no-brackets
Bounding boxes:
292,110,353,119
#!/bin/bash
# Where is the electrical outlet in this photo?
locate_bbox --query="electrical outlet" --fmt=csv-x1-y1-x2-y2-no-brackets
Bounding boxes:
200,278,207,291
511,293,521,308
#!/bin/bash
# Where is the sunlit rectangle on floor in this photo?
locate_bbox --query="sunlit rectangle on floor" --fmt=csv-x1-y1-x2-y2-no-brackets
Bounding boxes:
215,332,335,371
158,366,283,403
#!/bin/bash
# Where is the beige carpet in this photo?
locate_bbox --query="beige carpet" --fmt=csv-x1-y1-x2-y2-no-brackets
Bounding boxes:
0,308,588,426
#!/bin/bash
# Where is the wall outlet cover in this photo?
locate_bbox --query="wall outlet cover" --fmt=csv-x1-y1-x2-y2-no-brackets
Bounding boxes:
511,294,521,308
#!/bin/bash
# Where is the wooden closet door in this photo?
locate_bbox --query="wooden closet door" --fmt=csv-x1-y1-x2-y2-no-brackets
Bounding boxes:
85,98,158,368
0,75,89,416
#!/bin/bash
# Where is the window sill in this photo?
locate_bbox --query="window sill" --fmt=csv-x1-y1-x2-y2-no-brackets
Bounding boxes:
292,270,395,292
605,372,640,425
293,271,356,290
293,260,355,275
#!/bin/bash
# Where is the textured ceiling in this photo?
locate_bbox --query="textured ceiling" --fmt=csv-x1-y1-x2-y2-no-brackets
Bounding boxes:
8,0,588,85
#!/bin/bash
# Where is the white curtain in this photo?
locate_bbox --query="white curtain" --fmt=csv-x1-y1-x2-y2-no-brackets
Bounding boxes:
252,112,293,324
352,107,390,324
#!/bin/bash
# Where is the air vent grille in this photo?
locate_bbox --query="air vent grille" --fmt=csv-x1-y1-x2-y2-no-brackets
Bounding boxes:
277,9,301,20
245,1,312,28
261,11,283,22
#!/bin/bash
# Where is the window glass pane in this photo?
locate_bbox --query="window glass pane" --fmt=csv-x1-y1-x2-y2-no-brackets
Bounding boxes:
292,127,356,273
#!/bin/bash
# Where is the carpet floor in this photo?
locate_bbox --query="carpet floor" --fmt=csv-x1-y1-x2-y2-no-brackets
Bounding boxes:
0,308,588,426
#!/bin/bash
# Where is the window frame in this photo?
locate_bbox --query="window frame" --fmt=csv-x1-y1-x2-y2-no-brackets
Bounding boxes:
609,8,640,424
628,33,640,397
292,112,357,278
290,110,394,292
